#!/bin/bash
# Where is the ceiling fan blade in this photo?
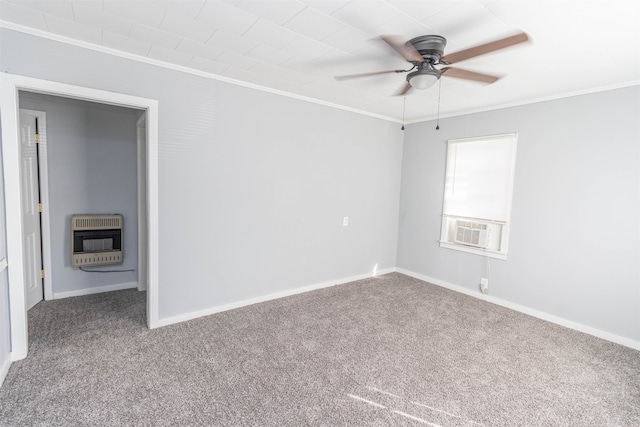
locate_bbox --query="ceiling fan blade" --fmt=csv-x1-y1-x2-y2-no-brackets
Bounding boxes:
394,81,412,96
334,69,407,81
441,67,501,84
380,35,424,63
441,32,529,65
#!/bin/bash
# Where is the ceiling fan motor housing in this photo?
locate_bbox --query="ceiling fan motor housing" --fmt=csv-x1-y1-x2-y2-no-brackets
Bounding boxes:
407,35,447,63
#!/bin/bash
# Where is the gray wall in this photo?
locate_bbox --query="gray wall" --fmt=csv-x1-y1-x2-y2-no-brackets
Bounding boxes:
397,86,640,342
0,29,403,320
0,123,11,378
6,28,634,345
19,93,139,295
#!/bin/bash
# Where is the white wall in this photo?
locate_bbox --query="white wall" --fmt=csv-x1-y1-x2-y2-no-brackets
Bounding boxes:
0,29,403,321
397,86,640,343
0,127,11,384
18,92,139,295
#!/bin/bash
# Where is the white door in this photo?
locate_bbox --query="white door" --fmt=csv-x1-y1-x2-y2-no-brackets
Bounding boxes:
20,110,44,310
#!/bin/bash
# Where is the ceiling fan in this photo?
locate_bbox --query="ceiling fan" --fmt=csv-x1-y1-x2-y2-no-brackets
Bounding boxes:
335,32,529,95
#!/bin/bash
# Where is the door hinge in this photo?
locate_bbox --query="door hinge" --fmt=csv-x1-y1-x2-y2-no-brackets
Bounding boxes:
35,134,40,144
41,269,45,279
38,203,43,212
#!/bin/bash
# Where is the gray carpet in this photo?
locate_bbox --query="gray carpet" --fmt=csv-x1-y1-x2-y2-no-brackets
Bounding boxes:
1,273,639,426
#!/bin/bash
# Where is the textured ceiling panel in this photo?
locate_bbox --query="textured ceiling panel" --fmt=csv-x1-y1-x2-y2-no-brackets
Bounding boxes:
0,0,638,122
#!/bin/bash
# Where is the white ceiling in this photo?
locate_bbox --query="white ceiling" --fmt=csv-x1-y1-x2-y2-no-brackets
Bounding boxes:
1,0,639,123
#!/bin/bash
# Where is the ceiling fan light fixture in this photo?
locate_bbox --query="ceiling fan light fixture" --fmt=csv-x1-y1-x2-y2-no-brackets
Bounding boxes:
408,70,440,90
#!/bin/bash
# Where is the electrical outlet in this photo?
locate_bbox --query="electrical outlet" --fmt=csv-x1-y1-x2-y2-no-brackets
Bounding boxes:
343,217,349,226
480,278,489,294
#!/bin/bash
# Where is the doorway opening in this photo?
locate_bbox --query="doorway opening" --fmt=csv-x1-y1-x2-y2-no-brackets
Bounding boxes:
19,93,144,304
1,74,159,361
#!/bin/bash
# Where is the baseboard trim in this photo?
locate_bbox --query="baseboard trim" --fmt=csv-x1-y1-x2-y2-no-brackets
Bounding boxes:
157,268,396,328
0,355,10,387
53,282,139,299
396,268,640,351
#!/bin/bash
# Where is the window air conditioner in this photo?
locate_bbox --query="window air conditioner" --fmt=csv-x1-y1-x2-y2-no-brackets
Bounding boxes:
454,220,489,248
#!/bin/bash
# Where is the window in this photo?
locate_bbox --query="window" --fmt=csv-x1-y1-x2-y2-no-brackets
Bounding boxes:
439,133,517,259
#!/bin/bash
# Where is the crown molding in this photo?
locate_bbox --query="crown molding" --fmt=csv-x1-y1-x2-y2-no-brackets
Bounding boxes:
2,21,637,127
0,21,401,124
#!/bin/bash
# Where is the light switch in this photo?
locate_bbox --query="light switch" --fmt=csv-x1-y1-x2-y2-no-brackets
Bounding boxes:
343,217,349,226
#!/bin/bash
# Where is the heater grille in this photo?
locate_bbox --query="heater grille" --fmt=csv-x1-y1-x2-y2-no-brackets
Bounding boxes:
72,215,122,230
71,214,123,267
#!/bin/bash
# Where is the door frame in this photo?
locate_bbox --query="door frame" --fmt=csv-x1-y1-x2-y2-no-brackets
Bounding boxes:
1,73,160,361
19,109,53,302
136,115,147,292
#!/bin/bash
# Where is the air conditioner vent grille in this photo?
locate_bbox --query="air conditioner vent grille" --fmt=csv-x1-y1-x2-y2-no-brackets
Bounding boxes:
454,220,489,248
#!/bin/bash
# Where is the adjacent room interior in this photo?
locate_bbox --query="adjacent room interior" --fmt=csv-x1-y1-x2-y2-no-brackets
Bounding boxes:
0,1,638,425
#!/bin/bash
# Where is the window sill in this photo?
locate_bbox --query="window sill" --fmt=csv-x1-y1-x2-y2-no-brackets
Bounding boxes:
439,242,507,260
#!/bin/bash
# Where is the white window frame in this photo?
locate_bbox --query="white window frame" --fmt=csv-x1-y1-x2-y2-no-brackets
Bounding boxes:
439,133,518,260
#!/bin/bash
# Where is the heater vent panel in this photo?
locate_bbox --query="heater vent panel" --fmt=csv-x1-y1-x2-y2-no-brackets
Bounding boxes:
71,214,123,267
73,215,123,231
73,251,123,267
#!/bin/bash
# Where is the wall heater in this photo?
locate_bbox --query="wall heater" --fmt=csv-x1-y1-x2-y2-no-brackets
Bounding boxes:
71,214,123,267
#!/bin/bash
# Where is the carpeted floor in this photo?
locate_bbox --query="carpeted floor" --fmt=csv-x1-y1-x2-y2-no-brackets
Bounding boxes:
1,273,639,426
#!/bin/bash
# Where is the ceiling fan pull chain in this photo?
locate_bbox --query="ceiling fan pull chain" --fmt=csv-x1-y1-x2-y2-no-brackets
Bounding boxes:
401,96,406,130
436,77,442,130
